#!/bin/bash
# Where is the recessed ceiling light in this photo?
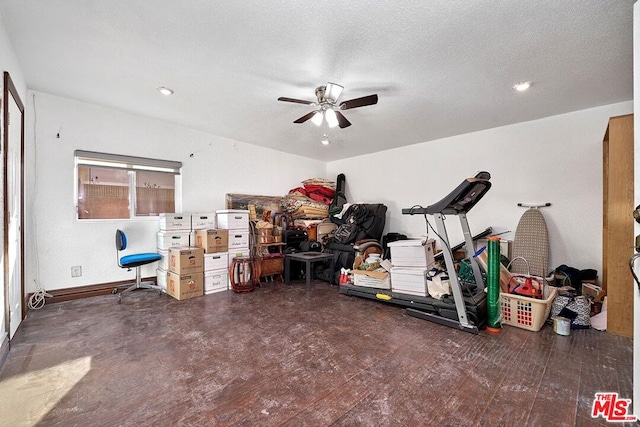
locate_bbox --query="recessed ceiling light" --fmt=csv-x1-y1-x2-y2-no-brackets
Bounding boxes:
513,81,531,92
157,86,174,96
321,135,331,145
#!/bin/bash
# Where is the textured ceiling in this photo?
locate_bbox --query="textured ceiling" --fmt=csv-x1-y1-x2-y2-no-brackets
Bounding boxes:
0,1,634,162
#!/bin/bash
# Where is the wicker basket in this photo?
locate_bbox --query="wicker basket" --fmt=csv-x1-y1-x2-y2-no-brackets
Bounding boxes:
500,286,557,331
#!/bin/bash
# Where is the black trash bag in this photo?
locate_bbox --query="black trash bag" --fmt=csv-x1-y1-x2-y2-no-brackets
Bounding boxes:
554,264,582,294
334,223,359,244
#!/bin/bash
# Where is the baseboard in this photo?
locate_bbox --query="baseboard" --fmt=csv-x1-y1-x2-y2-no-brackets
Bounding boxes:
0,333,9,370
28,277,157,305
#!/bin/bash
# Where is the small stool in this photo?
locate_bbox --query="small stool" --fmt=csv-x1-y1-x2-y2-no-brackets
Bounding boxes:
229,257,256,293
285,252,335,291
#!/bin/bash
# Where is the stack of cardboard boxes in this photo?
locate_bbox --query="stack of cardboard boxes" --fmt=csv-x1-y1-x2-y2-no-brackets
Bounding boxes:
157,213,193,261
388,239,436,297
156,212,231,300
195,226,230,295
216,210,250,288
156,213,193,295
215,209,250,259
167,246,205,300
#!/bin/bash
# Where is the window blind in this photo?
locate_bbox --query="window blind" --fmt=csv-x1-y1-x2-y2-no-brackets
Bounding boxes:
74,150,182,174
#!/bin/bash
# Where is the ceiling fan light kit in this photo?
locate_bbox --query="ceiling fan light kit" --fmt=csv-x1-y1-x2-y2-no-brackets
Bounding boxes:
324,82,343,103
324,108,339,128
311,111,323,126
278,82,378,129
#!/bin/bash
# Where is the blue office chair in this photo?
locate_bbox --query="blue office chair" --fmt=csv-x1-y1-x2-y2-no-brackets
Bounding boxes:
115,229,162,303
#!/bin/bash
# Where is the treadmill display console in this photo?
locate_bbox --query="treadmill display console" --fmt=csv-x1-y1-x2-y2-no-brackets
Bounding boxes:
402,171,491,216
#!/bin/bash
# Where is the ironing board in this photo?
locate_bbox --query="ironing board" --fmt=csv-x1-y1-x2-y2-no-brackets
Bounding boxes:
511,206,549,278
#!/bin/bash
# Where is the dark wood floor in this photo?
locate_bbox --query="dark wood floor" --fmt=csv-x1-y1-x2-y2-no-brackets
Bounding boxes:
0,280,634,426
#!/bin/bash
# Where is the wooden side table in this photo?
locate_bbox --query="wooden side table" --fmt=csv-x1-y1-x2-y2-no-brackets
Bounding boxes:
285,252,335,291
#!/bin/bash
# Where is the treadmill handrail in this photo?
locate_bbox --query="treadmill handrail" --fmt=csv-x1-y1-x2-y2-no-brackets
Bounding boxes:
402,172,491,216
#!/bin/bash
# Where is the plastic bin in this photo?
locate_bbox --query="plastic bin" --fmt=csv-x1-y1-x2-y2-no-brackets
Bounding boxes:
500,286,558,331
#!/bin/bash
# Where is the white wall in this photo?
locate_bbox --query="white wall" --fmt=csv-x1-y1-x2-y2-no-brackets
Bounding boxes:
35,93,631,295
24,91,326,292
0,11,26,100
328,101,633,274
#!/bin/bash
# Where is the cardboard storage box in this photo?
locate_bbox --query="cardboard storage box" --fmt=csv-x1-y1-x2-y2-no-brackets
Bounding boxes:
204,252,229,271
158,249,169,271
216,209,250,230
156,268,168,293
582,282,605,301
158,213,191,231
351,257,391,289
195,229,229,253
228,247,251,259
157,231,193,250
388,239,435,268
167,271,203,300
391,267,429,297
352,269,391,289
169,247,204,274
191,213,216,230
228,230,250,250
204,270,229,294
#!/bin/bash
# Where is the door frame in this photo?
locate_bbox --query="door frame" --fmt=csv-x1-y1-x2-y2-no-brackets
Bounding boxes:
3,71,25,335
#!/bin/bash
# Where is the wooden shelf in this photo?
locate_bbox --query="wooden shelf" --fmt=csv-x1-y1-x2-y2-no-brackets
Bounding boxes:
602,114,634,338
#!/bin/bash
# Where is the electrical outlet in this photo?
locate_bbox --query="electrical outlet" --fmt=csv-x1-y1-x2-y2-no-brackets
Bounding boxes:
71,266,82,277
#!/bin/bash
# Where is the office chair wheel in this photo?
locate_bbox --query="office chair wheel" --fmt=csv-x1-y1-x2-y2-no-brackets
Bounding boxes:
111,288,118,295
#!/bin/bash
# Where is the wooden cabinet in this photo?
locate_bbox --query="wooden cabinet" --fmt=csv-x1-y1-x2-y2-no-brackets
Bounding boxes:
255,243,285,283
602,114,634,338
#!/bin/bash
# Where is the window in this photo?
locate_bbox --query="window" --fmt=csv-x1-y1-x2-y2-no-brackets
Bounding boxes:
75,150,182,220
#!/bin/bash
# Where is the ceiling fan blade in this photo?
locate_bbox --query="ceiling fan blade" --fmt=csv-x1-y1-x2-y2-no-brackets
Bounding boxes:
293,111,316,123
278,97,314,105
339,94,378,110
335,111,352,129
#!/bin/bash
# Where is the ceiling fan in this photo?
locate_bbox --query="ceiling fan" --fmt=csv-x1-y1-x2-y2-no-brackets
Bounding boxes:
277,82,378,129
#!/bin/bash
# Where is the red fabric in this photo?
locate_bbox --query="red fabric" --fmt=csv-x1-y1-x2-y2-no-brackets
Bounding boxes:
303,184,334,197
289,187,308,196
308,193,332,205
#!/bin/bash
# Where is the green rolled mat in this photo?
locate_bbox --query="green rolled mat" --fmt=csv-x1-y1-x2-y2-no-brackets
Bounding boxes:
486,236,502,332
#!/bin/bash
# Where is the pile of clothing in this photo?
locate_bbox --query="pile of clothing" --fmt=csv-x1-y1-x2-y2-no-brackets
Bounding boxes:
282,178,335,223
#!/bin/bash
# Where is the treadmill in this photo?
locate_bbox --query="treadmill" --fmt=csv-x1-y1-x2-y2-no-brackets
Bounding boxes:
339,171,492,334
